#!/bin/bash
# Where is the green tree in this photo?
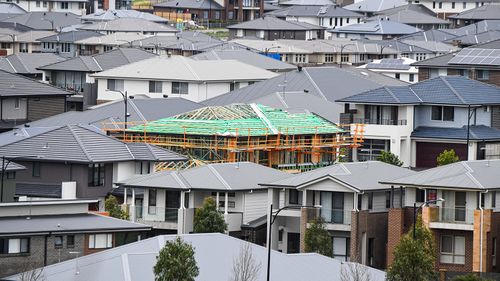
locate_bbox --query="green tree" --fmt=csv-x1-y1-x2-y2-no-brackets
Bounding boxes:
451,274,494,281
437,149,460,166
387,215,436,281
378,151,403,167
153,237,199,281
105,195,128,220
304,217,333,257
193,197,227,233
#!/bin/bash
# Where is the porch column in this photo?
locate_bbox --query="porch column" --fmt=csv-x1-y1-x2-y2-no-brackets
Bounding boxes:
178,191,186,234
180,191,186,209
130,188,136,221
224,192,229,214
216,192,220,211
302,189,307,206
123,187,128,204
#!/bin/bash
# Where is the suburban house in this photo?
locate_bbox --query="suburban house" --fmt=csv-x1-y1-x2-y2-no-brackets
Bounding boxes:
227,16,326,40
0,199,151,278
448,3,500,27
267,4,364,29
7,233,386,281
407,0,487,19
0,30,55,54
0,53,65,80
0,3,26,20
381,160,500,274
37,48,156,108
39,30,104,58
328,18,421,40
0,0,87,15
367,4,450,30
358,58,419,83
81,9,169,23
92,55,278,103
72,33,149,55
337,76,500,168
0,70,73,130
260,161,415,266
78,18,178,35
0,124,186,208
343,0,406,16
152,0,225,23
413,40,500,87
117,162,289,239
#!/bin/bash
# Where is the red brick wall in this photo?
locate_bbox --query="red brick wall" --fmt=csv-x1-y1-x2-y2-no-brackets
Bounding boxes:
487,212,500,272
418,68,430,82
434,229,474,272
387,208,405,267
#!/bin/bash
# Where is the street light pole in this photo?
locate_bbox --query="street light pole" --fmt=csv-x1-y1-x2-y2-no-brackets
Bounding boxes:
266,203,321,281
339,43,354,68
413,198,444,240
0,33,16,54
106,89,130,129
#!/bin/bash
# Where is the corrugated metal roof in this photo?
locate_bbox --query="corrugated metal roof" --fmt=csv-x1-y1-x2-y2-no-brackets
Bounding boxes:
119,162,290,191
268,4,362,17
263,161,415,191
411,125,500,140
38,30,104,42
79,18,178,33
329,19,421,35
2,12,81,30
344,0,406,12
0,213,150,236
0,124,186,163
368,4,449,25
0,53,65,74
338,76,500,105
82,9,168,22
0,30,55,43
154,0,224,9
381,160,500,190
449,3,500,20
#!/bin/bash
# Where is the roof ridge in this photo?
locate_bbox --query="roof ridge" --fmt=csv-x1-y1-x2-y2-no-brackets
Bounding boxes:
302,68,327,101
13,54,30,73
128,99,146,122
144,143,158,161
207,165,231,190
383,86,401,103
5,56,16,73
461,162,485,189
172,171,190,189
181,57,200,80
91,56,103,71
67,125,94,162
407,85,423,103
440,76,467,104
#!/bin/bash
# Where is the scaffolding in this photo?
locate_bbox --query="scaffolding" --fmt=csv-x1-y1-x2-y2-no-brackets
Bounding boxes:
105,104,365,170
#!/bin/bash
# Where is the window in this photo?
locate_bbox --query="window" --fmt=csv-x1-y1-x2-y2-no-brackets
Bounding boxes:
19,43,28,53
60,1,69,9
256,30,264,39
333,237,350,261
368,193,373,210
368,238,374,266
438,2,442,8
135,161,150,174
215,11,220,19
0,238,29,254
88,234,112,249
14,97,20,109
79,2,84,9
148,189,157,214
236,29,243,37
493,191,497,208
431,106,454,121
463,2,466,8
32,162,41,177
433,1,436,8
440,235,465,264
106,79,124,92
295,54,306,63
427,189,437,201
230,82,240,92
493,237,497,267
477,70,489,80
88,163,105,186
148,81,162,93
289,189,299,205
54,236,63,249
203,11,208,19
409,74,415,82
43,1,47,7
171,82,188,95
341,53,349,63
416,189,425,202
104,45,113,52
36,0,40,6
324,53,334,63
385,191,391,208
67,235,75,248
395,73,400,80
452,1,455,8
6,172,15,179
60,43,70,53
459,69,470,78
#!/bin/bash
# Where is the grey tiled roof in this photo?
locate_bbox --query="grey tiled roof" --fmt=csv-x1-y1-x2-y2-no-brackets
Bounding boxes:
337,76,500,105
191,49,296,71
443,30,500,46
23,98,203,129
0,124,187,163
2,161,25,172
0,53,65,74
0,213,150,236
78,18,178,33
119,162,290,191
2,12,81,30
267,5,363,18
411,125,500,140
16,183,61,198
443,20,500,37
227,16,325,30
329,19,421,35
344,0,406,13
367,6,449,25
381,160,500,190
0,69,73,97
38,48,157,72
397,29,457,42
81,9,168,22
410,52,456,67
449,3,500,20
154,0,224,9
38,30,103,42
263,161,415,191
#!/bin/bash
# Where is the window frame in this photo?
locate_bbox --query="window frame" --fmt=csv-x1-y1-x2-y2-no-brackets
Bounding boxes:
67,235,75,248
0,237,30,254
106,79,124,92
171,82,188,95
431,106,454,121
88,163,105,187
88,233,113,249
54,236,63,249
148,80,163,93
440,235,465,265
289,189,299,205
148,189,157,215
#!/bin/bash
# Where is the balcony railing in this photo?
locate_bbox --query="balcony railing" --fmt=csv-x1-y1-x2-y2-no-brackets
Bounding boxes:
320,208,351,225
436,207,474,225
136,206,178,223
352,118,407,126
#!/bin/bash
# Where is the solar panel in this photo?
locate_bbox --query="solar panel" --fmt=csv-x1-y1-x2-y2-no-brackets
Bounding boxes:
449,48,500,66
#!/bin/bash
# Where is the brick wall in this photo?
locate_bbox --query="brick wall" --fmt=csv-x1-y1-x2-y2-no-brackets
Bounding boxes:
487,212,500,272
387,208,405,267
418,68,430,81
351,210,388,269
434,229,474,272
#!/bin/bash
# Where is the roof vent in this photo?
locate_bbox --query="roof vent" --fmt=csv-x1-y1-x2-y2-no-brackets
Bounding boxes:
297,66,303,71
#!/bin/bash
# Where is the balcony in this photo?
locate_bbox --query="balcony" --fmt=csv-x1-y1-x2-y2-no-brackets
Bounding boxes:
134,206,179,230
352,118,407,126
426,207,475,231
319,208,351,231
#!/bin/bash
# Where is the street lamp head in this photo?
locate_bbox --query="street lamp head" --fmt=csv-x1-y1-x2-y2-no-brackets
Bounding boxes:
126,113,131,117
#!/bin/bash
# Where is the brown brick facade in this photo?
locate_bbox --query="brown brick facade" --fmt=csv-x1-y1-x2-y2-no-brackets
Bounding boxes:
350,210,388,269
387,208,405,267
434,229,474,272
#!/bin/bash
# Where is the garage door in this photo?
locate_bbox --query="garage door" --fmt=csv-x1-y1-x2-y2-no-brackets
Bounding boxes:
416,142,467,168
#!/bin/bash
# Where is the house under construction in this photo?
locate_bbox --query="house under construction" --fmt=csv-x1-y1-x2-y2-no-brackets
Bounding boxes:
106,104,364,170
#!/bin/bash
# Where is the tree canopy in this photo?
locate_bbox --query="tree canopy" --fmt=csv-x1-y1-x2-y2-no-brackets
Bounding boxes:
436,149,460,166
304,218,333,257
105,195,128,220
153,237,199,281
378,151,403,167
193,197,228,233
